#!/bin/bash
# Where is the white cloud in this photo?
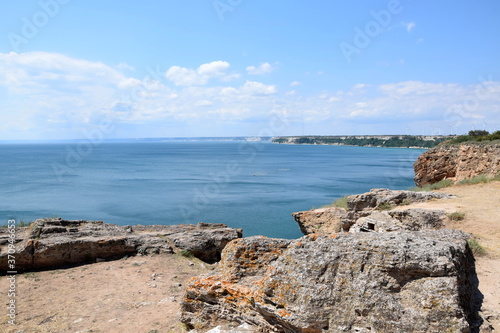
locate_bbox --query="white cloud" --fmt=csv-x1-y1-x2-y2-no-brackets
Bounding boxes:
165,61,239,86
290,81,301,86
246,62,275,75
403,21,416,32
0,52,499,139
241,81,277,95
116,62,135,71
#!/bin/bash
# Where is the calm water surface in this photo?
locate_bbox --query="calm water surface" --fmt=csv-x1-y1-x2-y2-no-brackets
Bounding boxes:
0,142,424,239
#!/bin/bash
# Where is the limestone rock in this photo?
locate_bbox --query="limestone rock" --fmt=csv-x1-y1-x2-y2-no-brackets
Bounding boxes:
292,207,346,235
346,188,455,211
414,143,500,186
181,229,480,332
0,218,242,272
293,189,454,235
350,209,445,233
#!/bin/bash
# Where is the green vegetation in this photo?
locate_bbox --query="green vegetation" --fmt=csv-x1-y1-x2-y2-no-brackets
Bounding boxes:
273,135,450,148
447,212,466,221
468,238,486,256
321,195,350,209
456,173,500,185
179,249,194,258
409,179,454,192
19,220,34,227
331,196,349,209
376,202,396,211
411,173,500,192
444,130,500,145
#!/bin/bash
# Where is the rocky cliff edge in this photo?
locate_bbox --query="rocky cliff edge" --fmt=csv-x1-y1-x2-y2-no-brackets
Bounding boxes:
414,143,500,186
0,218,242,272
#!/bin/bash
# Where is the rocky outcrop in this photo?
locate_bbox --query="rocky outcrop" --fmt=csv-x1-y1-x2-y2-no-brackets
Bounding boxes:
181,229,480,332
414,143,500,186
293,189,454,235
292,207,346,235
350,209,445,233
0,218,242,272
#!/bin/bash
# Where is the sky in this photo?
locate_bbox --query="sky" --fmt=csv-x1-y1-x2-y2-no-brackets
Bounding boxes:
0,0,499,140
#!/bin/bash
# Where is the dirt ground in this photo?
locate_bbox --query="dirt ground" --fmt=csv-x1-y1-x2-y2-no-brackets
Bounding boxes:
0,254,211,333
1,181,498,332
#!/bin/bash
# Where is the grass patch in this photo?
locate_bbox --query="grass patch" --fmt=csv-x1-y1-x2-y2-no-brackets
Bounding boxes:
376,202,395,211
410,179,454,192
447,211,465,221
179,249,194,258
468,238,486,256
331,196,349,209
322,195,349,209
411,173,500,192
457,174,490,185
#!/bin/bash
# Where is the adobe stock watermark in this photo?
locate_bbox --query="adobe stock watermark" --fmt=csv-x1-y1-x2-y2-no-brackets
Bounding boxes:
339,0,405,63
51,118,115,182
383,148,422,188
6,219,17,325
213,0,243,21
443,74,496,131
178,111,289,222
7,0,71,52
51,64,165,182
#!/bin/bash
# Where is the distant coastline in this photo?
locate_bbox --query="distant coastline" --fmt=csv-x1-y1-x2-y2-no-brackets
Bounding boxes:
271,135,453,149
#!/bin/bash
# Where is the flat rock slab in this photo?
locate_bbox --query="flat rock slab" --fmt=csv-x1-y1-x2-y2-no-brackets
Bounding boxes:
0,218,242,272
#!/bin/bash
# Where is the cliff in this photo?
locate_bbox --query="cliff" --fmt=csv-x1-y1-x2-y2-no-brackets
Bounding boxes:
414,143,500,186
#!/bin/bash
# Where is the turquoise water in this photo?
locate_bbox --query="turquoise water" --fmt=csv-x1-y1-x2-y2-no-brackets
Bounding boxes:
0,141,424,239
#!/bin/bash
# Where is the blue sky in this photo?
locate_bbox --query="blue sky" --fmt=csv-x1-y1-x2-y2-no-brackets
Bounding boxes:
0,0,499,140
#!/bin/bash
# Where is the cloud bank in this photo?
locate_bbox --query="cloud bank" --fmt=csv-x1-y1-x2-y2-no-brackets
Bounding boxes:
0,52,498,139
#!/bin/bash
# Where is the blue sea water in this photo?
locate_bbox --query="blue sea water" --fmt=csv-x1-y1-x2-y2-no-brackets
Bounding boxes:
0,141,425,239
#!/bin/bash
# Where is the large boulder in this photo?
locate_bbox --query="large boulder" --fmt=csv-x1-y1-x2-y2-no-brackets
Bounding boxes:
0,218,242,272
181,229,480,332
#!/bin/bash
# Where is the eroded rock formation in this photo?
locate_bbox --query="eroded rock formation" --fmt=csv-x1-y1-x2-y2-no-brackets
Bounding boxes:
181,230,480,332
414,143,500,186
0,218,242,272
293,189,454,235
292,207,346,235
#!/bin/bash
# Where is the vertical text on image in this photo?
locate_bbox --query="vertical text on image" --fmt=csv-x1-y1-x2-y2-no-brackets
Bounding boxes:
6,219,17,325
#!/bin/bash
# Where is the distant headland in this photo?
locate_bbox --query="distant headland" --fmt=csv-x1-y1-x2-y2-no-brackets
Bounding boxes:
272,135,453,148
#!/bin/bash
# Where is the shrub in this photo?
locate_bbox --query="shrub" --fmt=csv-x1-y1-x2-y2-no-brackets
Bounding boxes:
410,179,454,192
447,212,465,221
179,249,194,258
332,196,349,209
376,202,395,211
457,174,489,185
321,195,350,210
468,238,486,256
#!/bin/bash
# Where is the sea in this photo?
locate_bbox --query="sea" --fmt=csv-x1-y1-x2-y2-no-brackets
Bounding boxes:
0,140,425,239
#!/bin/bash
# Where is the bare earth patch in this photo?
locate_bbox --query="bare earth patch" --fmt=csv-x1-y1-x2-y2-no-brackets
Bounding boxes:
1,254,211,333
